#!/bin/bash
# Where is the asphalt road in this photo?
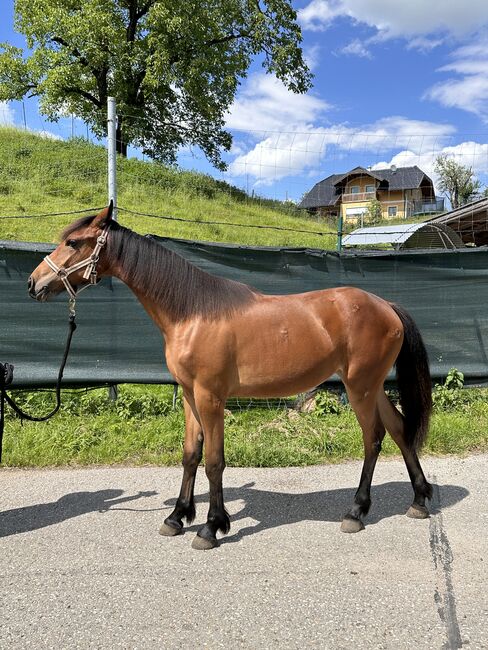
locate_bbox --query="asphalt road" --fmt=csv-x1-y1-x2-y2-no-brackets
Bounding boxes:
1,455,487,649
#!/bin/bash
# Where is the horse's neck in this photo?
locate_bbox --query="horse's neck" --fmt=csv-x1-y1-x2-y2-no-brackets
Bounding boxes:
107,248,177,338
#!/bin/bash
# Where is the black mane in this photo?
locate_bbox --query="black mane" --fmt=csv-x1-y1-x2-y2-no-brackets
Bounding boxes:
62,216,258,322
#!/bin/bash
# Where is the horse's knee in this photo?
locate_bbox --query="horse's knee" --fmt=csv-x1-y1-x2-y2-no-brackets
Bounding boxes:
205,458,225,482
183,448,202,472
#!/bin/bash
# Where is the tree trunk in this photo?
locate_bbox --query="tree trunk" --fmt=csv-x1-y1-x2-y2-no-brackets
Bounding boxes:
116,120,128,157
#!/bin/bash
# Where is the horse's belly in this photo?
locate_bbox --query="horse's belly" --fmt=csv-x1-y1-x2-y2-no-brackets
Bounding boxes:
232,330,339,397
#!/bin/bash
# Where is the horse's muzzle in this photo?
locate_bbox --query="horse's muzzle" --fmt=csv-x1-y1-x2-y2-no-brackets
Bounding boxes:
27,276,36,299
27,276,49,301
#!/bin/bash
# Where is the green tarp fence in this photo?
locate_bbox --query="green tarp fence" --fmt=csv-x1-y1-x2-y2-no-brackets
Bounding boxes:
1,236,488,388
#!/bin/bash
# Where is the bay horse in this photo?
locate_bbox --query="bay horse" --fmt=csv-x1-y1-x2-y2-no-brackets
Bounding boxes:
28,204,433,550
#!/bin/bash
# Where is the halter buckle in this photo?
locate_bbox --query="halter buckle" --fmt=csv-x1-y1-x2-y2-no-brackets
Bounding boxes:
68,297,76,317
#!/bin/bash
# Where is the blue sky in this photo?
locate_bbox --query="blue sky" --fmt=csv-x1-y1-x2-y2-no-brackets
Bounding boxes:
2,0,488,202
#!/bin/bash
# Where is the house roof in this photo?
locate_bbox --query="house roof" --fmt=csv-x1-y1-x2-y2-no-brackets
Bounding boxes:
299,166,431,209
333,166,384,185
342,222,464,250
428,197,488,246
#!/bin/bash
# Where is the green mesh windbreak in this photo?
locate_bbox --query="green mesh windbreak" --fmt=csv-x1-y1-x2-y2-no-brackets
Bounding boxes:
1,237,487,388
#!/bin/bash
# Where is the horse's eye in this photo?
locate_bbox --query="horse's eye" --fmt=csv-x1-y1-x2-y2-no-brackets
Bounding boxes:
66,239,78,249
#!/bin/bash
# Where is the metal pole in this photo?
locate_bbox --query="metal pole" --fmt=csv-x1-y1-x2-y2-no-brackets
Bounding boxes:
107,97,118,401
107,96,118,222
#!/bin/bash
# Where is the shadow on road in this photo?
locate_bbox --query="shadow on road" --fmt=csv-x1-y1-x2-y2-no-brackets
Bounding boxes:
0,489,157,538
0,480,469,542
166,481,470,545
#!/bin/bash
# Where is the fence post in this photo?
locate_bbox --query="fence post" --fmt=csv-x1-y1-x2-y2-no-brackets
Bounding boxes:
107,96,118,401
337,213,343,252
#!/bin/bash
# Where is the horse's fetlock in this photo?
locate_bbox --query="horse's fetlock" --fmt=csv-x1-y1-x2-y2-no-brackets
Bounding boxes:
184,501,196,525
208,508,231,535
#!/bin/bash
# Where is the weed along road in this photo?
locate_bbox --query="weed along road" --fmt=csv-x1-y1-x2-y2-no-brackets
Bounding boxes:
1,455,486,649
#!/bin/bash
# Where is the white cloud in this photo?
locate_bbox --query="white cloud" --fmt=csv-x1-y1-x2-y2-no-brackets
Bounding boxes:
298,0,344,32
372,141,488,194
225,73,330,133
426,41,488,121
0,101,64,139
339,39,372,59
303,44,322,71
406,37,444,52
0,101,15,126
37,129,63,141
299,0,488,46
228,115,456,183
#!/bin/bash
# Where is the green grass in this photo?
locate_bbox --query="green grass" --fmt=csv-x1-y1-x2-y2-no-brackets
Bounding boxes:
2,385,487,468
0,127,335,248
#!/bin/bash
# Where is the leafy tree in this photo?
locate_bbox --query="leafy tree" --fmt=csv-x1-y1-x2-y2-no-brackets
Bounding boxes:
0,0,312,168
366,198,382,224
434,154,481,209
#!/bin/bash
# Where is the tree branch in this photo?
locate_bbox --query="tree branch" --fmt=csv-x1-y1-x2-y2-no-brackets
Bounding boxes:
204,30,252,48
61,86,102,107
126,0,156,42
50,36,90,68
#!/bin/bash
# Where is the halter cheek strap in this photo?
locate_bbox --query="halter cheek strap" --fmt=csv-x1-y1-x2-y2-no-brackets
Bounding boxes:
43,224,111,300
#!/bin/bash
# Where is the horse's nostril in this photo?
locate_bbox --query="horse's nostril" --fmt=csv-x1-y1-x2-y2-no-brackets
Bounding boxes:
27,276,34,293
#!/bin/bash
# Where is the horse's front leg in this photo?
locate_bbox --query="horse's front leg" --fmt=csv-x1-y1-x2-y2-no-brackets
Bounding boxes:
191,389,230,550
160,396,203,537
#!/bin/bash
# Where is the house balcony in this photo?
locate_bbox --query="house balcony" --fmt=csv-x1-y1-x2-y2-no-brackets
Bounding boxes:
341,191,377,203
412,197,445,215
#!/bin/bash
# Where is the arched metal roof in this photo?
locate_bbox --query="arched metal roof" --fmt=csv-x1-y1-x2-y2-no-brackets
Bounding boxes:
342,222,464,250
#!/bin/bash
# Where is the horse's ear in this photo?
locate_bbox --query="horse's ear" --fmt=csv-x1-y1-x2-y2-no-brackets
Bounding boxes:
92,200,114,229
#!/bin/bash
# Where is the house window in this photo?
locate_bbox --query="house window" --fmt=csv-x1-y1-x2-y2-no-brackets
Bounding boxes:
388,206,398,217
349,185,360,194
365,184,375,193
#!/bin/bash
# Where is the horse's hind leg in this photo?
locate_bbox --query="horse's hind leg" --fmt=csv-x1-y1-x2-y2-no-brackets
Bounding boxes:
160,396,203,537
341,388,386,533
377,390,432,518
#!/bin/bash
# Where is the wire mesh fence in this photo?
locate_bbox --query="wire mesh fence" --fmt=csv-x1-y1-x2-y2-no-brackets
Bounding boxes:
2,104,488,250
2,100,488,239
2,101,488,414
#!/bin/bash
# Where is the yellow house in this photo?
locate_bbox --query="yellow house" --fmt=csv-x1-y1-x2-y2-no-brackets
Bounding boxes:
299,165,444,222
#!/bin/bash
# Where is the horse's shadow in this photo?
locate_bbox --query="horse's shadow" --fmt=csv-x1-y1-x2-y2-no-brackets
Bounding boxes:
0,481,469,542
166,480,470,545
0,489,158,538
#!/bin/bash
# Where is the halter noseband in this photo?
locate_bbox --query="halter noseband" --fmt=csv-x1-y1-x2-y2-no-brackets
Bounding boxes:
44,224,111,300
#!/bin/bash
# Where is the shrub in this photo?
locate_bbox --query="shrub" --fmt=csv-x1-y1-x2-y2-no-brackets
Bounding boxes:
314,389,343,415
432,368,465,411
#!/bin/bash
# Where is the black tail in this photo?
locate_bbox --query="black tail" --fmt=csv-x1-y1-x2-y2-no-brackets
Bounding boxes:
391,304,432,451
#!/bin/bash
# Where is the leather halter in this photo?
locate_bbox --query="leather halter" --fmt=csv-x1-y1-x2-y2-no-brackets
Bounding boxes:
44,224,111,300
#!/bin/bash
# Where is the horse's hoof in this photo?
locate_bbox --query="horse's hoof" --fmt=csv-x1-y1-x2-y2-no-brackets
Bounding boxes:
406,504,430,519
340,517,365,533
191,534,218,550
159,520,183,536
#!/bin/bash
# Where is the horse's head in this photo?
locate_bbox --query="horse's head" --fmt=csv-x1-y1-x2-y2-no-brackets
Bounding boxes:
28,202,114,302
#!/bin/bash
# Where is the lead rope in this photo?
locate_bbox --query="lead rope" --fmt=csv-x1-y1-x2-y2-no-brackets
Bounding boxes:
0,299,77,463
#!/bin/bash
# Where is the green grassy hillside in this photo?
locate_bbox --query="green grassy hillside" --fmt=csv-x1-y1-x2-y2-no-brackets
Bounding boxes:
0,127,335,248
